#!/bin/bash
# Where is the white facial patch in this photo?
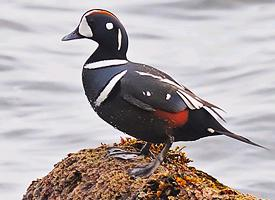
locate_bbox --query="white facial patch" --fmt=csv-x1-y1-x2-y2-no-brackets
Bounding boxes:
106,22,114,30
79,15,93,37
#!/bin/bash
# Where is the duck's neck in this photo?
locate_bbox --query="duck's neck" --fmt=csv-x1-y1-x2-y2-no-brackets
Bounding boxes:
86,45,127,64
86,26,129,64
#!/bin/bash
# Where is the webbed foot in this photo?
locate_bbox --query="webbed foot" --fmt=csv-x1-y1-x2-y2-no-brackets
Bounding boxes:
107,142,152,160
107,147,140,160
129,162,158,177
129,135,174,178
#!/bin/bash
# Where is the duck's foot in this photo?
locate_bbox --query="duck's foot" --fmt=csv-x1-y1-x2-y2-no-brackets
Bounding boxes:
129,161,159,177
107,142,152,160
107,147,140,160
129,135,174,178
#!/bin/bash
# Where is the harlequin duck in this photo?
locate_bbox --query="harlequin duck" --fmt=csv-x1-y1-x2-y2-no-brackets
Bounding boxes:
62,9,266,177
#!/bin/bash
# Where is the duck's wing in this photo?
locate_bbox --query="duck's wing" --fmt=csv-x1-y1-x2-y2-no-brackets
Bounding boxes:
120,69,224,121
120,70,186,112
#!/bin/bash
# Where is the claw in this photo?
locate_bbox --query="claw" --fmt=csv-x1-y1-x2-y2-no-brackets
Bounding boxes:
128,162,158,178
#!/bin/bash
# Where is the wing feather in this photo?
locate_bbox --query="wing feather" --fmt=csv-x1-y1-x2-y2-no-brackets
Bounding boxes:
120,68,225,122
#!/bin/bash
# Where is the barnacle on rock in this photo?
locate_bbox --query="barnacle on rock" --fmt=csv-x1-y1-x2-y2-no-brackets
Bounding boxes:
23,138,259,200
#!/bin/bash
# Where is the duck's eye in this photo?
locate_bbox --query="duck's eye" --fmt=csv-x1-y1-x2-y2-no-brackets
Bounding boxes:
106,22,114,30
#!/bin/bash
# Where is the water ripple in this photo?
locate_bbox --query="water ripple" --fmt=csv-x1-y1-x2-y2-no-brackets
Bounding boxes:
0,19,31,32
1,129,38,140
156,0,275,10
0,54,17,71
5,81,79,93
131,32,165,40
22,4,77,12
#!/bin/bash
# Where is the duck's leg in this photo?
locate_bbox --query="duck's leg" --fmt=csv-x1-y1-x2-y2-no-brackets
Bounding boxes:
107,142,151,160
140,142,152,155
129,135,174,177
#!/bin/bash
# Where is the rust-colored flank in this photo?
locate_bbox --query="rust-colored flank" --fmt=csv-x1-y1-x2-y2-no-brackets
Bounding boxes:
155,109,189,127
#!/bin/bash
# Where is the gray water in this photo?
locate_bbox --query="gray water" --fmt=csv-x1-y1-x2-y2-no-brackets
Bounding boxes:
1,0,275,199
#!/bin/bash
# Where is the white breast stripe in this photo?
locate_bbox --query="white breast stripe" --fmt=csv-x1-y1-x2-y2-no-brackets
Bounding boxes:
84,59,128,69
95,70,127,107
135,71,183,89
118,29,122,51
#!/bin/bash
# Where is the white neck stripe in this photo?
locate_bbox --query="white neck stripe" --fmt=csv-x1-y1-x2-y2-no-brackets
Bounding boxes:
84,59,128,69
118,29,122,51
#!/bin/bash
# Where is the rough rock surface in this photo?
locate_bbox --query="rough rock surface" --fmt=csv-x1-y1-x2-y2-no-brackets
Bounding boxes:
23,139,259,200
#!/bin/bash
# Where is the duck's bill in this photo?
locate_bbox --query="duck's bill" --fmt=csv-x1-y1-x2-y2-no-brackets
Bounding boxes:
62,29,84,41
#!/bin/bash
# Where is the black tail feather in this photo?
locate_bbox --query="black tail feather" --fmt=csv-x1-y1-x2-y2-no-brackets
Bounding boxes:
208,107,226,123
181,108,268,150
212,129,269,150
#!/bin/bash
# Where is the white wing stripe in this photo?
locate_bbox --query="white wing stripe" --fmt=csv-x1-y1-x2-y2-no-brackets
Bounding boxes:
84,59,128,69
135,71,183,89
178,91,197,109
177,90,204,110
176,91,196,110
179,90,203,109
136,70,205,110
161,79,182,88
95,70,127,106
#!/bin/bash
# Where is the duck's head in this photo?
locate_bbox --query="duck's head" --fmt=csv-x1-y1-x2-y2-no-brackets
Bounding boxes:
62,9,128,60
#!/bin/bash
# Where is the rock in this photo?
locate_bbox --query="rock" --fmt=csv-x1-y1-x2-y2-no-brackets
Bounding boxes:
23,138,259,200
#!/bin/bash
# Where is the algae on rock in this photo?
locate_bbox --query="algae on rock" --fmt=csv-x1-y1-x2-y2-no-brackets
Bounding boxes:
23,139,259,200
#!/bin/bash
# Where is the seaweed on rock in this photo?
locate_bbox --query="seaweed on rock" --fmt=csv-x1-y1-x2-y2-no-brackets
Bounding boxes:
23,138,259,200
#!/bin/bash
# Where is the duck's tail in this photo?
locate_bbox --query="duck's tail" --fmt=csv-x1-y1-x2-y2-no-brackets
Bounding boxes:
186,108,268,150
207,127,268,150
